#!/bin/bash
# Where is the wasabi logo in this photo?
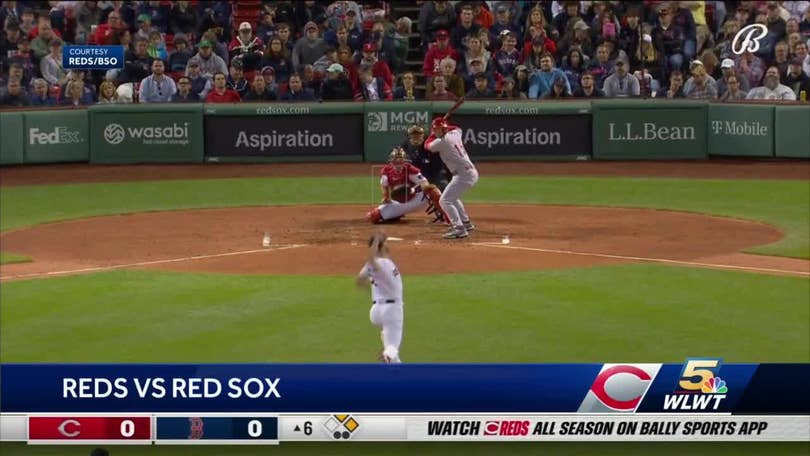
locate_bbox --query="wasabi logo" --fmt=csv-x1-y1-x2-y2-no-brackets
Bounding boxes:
367,111,429,132
104,122,190,145
29,126,82,145
103,123,126,144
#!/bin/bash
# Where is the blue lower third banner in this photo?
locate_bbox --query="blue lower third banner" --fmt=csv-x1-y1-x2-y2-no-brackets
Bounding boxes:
62,45,124,70
1,362,808,413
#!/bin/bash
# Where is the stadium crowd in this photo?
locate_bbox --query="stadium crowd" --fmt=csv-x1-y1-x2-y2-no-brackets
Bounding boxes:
1,0,809,107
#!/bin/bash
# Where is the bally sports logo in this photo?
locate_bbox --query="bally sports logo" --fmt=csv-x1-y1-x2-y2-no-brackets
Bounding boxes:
577,364,661,413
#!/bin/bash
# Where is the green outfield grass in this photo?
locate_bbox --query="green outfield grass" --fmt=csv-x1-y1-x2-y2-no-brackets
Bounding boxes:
0,252,30,264
1,176,808,259
1,441,808,456
3,265,807,363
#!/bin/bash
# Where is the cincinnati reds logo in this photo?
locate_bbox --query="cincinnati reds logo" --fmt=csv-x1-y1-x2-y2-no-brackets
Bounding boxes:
188,417,204,439
577,364,660,413
731,24,768,55
57,419,81,438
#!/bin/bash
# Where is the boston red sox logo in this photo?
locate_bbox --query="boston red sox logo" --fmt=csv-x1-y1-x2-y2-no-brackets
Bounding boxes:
188,417,204,439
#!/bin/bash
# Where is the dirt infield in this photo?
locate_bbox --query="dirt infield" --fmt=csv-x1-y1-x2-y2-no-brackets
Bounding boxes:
0,159,808,186
2,204,807,281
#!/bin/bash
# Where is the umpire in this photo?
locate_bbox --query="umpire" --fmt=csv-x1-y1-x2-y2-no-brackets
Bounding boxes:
401,125,450,191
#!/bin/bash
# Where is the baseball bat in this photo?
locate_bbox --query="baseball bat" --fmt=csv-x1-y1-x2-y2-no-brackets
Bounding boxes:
443,96,465,121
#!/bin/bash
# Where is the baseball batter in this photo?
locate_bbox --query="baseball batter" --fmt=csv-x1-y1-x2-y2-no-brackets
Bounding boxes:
356,231,403,364
366,148,448,224
425,117,479,239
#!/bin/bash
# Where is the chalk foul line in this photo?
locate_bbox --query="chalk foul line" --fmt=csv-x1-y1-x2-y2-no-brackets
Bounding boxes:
0,244,308,281
471,242,810,277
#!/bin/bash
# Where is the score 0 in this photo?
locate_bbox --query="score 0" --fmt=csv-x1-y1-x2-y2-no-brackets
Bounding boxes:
232,417,279,440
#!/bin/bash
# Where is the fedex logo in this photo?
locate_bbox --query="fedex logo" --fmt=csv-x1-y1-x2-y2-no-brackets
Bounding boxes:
577,364,661,413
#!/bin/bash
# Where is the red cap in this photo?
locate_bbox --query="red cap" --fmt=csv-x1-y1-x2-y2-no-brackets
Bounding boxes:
432,117,448,129
363,42,377,52
435,29,449,39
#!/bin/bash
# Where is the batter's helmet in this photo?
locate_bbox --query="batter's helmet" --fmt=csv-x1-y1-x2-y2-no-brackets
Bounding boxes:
431,117,448,130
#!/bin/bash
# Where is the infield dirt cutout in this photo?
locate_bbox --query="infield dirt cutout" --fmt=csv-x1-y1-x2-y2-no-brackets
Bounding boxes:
1,204,808,280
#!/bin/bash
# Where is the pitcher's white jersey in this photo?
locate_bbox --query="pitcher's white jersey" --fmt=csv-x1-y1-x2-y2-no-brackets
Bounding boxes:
425,127,476,176
359,257,403,303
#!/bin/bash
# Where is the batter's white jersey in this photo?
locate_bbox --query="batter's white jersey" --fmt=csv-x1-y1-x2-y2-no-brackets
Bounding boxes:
359,257,403,303
425,127,476,176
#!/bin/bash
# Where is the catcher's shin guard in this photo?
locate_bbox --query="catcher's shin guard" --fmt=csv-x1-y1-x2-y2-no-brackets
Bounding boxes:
366,207,383,223
423,185,451,224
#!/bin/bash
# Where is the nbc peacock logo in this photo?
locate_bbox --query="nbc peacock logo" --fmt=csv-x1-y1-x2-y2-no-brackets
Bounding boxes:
702,377,728,394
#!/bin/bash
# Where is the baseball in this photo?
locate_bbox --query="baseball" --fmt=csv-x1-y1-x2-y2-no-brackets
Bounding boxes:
502,235,510,245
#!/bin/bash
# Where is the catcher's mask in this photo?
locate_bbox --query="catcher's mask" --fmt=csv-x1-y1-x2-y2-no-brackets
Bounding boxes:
389,147,407,166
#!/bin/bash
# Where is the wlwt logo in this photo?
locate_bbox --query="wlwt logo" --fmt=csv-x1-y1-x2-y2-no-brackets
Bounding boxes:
578,364,661,413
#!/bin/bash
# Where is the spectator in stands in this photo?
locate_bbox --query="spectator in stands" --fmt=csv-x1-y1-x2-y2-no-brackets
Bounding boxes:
18,9,34,37
292,21,327,71
108,29,132,48
618,7,642,58
472,1,493,30
301,64,321,96
138,59,176,103
342,11,364,51
602,57,639,97
426,74,457,100
115,83,135,103
524,25,557,60
561,48,587,92
202,29,230,63
120,37,153,83
267,2,295,30
1,78,29,106
735,50,766,90
9,35,34,80
242,75,276,101
76,1,102,44
30,78,55,106
633,33,664,85
423,29,458,80
147,30,168,60
354,64,392,101
699,50,721,80
230,22,264,72
313,46,338,77
466,72,496,99
97,80,118,104
134,14,154,42
716,58,750,97
418,0,456,47
461,35,492,76
653,5,687,76
490,4,518,39
557,19,594,61
542,74,571,99
195,1,232,42
719,74,748,101
684,63,717,99
2,21,23,60
429,57,463,99
138,0,171,34
255,11,277,45
88,10,126,44
61,79,92,106
294,1,327,36
801,7,810,35
496,76,518,98
714,19,739,60
193,39,227,81
260,36,293,83
168,34,192,74
4,61,29,88
282,73,316,101
170,0,197,36
463,58,496,91
320,62,353,100
523,5,552,43
227,60,249,97
393,71,418,100
528,52,569,99
683,60,717,96
276,23,295,54
764,3,787,49
492,31,521,78
260,66,280,95
785,57,810,98
357,42,393,89
367,19,397,69
205,71,241,102
30,20,55,61
185,58,211,99
592,8,621,47
773,41,791,75
795,42,810,77
393,17,412,73
572,71,604,97
670,1,697,63
666,69,686,98
513,64,530,97
452,4,481,51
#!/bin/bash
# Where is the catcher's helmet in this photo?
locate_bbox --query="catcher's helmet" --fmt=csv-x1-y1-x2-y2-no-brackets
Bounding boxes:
389,147,407,163
431,117,448,130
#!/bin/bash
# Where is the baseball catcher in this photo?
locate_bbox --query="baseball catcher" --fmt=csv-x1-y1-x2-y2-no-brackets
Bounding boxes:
366,148,450,224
